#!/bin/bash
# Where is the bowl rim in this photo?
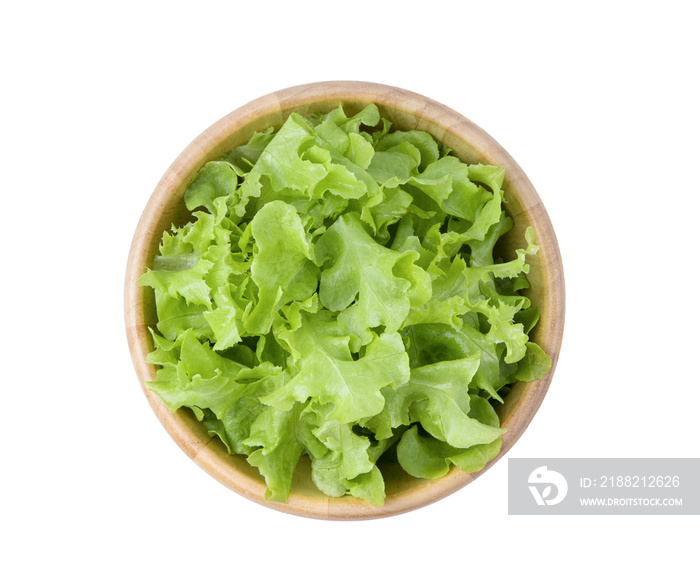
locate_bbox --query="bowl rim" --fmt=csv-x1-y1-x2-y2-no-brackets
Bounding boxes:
124,80,565,520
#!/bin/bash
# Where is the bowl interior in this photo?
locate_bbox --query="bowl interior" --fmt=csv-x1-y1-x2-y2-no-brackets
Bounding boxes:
125,81,564,520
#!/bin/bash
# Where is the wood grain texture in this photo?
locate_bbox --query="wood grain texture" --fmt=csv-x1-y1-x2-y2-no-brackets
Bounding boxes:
124,81,565,520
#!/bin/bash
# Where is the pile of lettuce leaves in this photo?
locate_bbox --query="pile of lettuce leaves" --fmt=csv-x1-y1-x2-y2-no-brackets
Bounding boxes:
139,104,551,506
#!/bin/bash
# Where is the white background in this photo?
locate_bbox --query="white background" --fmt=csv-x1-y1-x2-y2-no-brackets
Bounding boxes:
2,1,698,570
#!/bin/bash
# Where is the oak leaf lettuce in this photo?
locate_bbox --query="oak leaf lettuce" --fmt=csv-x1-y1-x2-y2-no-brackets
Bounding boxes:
138,104,551,506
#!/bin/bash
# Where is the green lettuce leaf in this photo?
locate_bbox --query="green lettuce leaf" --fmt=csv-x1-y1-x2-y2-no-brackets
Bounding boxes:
244,402,305,502
316,212,415,342
244,200,318,335
262,310,410,423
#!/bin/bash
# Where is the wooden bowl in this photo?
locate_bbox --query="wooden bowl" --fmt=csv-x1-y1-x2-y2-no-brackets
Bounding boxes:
124,81,565,520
